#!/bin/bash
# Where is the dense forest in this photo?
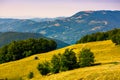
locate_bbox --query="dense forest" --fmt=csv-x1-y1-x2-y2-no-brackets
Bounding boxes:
0,38,57,64
76,28,120,45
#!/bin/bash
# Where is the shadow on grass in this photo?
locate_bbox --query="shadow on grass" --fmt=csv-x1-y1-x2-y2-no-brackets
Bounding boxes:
91,63,102,66
102,61,120,65
91,61,120,67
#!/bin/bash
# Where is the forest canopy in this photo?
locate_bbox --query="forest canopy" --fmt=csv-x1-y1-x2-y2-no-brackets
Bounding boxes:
0,38,57,64
76,28,120,45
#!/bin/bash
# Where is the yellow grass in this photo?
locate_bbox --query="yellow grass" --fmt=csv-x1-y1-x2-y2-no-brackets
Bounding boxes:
0,40,120,80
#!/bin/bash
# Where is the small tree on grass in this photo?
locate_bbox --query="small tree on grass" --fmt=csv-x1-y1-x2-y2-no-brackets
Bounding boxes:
51,49,77,73
78,48,94,67
60,49,77,71
37,61,51,75
37,48,95,75
51,53,61,73
28,72,34,79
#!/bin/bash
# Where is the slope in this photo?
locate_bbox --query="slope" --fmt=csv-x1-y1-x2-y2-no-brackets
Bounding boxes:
0,40,120,80
0,32,69,48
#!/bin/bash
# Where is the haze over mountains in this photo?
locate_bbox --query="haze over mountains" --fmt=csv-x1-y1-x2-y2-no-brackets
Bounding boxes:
0,10,120,44
30,17,65,22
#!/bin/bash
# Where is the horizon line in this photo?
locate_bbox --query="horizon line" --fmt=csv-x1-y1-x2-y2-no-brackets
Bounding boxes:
0,10,120,19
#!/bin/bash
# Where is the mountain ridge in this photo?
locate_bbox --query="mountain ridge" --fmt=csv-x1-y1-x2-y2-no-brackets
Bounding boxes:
0,10,120,44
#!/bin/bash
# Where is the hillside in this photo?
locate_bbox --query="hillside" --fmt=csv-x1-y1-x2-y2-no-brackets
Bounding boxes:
0,32,68,48
0,11,120,44
77,28,120,44
0,40,120,80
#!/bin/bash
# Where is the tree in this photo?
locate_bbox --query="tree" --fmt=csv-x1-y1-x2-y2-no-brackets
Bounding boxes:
23,50,32,57
51,49,78,73
37,61,51,75
0,45,8,63
51,54,61,73
76,28,120,44
0,38,57,64
60,49,77,71
28,72,34,79
78,48,94,67
111,34,120,45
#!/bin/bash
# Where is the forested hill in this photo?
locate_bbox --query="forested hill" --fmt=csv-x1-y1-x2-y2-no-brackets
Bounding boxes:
76,28,120,45
0,11,120,44
0,32,69,48
0,38,57,64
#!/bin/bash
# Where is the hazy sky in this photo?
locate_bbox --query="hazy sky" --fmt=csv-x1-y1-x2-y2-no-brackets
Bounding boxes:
0,0,120,18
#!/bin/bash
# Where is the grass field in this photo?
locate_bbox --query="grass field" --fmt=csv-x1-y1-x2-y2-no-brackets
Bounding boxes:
0,40,120,80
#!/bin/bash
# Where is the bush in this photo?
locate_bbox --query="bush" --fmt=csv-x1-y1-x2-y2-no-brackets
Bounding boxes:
28,72,34,79
60,49,77,71
37,61,51,75
78,48,94,67
51,49,77,73
51,53,61,73
111,34,120,45
37,48,95,75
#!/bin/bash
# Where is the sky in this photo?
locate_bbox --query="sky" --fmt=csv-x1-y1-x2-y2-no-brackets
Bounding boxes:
0,0,120,18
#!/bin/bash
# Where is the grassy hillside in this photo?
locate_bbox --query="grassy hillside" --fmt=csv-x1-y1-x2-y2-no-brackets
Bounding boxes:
0,40,120,80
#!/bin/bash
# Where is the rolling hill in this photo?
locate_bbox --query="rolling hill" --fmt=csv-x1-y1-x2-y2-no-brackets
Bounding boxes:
0,10,120,44
0,40,120,80
0,32,69,48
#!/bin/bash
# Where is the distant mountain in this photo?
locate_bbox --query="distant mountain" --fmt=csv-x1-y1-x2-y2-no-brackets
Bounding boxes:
0,32,69,48
0,10,120,44
30,17,65,22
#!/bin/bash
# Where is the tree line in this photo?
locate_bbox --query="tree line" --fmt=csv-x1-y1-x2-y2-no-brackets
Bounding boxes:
76,28,120,45
0,38,57,64
37,48,94,75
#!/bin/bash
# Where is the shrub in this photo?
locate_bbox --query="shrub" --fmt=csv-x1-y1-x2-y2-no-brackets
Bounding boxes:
28,72,34,79
51,53,61,73
78,48,94,67
37,61,51,75
37,48,95,75
60,49,77,70
51,49,78,73
111,34,120,45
